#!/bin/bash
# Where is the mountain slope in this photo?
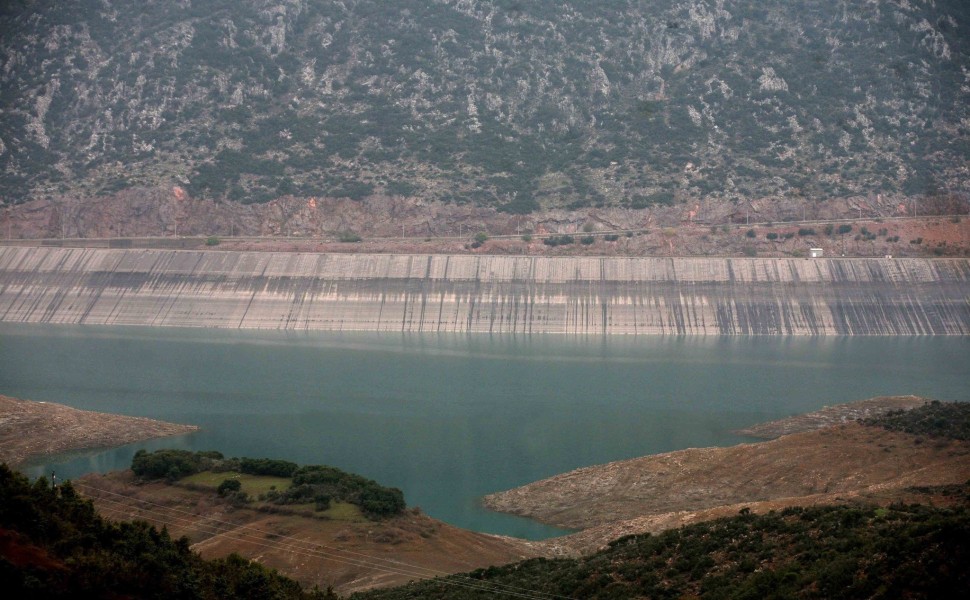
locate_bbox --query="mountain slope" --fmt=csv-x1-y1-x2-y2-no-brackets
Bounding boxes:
1,0,968,212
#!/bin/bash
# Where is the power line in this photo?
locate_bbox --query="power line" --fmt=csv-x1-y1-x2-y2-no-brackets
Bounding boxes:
73,481,573,600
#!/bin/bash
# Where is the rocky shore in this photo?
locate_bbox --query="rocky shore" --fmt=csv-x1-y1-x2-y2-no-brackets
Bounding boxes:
486,397,970,553
0,394,198,468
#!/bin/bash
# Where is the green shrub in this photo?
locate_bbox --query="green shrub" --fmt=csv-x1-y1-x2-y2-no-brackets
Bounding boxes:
861,401,970,440
543,234,575,246
238,457,298,477
217,478,242,496
205,236,221,246
131,449,224,481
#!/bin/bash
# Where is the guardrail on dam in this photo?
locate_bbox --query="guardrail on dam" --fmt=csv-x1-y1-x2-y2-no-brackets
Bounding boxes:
0,247,967,334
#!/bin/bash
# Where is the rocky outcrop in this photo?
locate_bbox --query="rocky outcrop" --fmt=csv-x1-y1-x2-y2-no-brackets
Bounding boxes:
1,247,967,334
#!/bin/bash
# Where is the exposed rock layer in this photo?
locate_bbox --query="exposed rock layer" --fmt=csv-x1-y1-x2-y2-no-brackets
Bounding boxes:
1,247,968,334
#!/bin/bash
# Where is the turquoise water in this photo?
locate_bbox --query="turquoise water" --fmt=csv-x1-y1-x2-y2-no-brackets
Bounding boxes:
1,323,967,539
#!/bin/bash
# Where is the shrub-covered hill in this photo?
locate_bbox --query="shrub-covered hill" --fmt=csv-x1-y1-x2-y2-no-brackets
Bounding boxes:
863,400,970,441
1,0,968,212
0,463,335,599
131,450,406,519
354,499,970,600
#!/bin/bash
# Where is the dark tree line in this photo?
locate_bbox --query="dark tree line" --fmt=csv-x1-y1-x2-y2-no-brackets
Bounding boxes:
131,450,406,519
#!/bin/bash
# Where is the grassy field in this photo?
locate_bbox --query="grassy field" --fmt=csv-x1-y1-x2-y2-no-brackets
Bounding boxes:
179,471,365,521
180,471,290,495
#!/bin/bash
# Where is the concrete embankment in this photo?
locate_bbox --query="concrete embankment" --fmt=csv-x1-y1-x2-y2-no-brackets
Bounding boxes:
0,246,967,334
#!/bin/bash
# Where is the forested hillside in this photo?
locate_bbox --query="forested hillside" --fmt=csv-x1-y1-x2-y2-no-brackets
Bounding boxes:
0,464,335,599
1,0,967,213
354,500,970,599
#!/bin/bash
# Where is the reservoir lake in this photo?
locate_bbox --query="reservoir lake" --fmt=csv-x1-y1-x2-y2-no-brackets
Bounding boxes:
1,323,967,539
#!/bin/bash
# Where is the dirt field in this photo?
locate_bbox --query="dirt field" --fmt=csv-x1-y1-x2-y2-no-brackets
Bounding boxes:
0,394,197,468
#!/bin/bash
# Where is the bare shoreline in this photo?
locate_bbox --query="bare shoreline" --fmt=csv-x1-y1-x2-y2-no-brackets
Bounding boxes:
485,396,970,553
2,246,968,335
0,394,198,468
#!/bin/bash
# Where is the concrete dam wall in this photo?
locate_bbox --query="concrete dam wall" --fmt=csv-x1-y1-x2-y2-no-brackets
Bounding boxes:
1,246,968,335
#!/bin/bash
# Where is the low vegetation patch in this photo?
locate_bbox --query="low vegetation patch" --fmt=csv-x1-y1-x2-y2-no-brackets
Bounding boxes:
542,234,575,246
181,471,290,496
131,450,405,519
861,400,970,441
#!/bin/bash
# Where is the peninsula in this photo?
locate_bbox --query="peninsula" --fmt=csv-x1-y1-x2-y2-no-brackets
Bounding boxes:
0,394,197,468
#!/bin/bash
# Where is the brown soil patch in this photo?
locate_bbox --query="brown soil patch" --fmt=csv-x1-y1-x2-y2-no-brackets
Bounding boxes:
0,394,198,468
486,399,970,554
76,472,542,595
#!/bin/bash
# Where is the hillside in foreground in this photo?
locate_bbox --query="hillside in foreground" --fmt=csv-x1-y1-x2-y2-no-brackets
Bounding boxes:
354,497,970,600
0,463,335,599
77,450,541,595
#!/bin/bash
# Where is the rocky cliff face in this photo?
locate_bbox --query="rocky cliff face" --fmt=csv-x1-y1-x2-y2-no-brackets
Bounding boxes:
1,0,968,215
